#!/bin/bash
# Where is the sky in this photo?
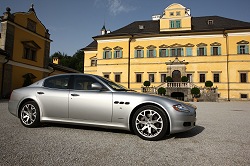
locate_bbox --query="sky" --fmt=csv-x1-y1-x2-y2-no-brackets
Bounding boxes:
1,0,250,56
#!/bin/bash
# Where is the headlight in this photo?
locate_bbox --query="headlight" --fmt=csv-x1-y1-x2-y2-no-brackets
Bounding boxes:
173,104,190,112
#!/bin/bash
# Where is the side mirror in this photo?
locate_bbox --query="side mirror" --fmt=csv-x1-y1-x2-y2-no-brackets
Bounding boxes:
91,83,103,90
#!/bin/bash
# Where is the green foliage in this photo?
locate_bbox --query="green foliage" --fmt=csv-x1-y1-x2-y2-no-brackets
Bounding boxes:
166,76,173,82
50,50,83,72
191,87,200,98
205,80,213,87
158,87,166,96
181,76,188,82
143,81,151,87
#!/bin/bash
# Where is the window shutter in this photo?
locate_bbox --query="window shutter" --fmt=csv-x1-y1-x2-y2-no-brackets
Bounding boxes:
204,47,207,55
141,50,144,58
246,45,249,54
159,49,162,57
218,47,221,55
120,50,123,58
153,50,156,57
166,49,169,56
210,47,213,55
186,47,192,56
197,48,199,56
103,51,105,59
147,50,149,58
237,45,240,54
114,51,117,59
109,51,112,59
134,50,137,58
181,48,184,56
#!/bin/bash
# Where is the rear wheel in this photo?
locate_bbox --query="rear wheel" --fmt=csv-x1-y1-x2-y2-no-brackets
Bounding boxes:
20,101,40,128
132,105,168,141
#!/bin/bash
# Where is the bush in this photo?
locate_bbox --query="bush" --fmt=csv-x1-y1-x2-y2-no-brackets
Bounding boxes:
191,87,200,98
165,76,173,82
181,76,188,82
143,81,151,87
158,87,166,96
205,80,213,87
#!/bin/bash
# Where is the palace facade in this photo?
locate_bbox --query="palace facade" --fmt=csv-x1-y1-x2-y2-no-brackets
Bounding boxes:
83,3,250,101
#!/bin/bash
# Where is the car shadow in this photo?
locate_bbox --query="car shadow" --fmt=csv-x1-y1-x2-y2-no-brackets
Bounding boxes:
164,125,205,140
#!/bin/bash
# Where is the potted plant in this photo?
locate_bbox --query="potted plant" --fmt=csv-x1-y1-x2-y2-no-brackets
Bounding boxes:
165,76,173,82
191,87,200,102
181,76,188,82
143,81,151,92
158,87,166,96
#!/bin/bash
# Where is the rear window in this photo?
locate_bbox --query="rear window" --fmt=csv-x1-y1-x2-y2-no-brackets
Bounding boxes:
43,75,70,89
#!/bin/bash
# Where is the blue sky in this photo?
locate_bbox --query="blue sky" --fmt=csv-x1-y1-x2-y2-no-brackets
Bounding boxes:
1,0,250,56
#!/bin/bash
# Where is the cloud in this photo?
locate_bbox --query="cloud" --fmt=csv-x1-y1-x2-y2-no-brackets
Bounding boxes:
107,0,136,16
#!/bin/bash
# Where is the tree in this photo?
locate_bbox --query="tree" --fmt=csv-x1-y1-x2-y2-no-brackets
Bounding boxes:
191,87,200,98
166,76,173,82
158,87,166,96
181,76,188,82
143,81,151,87
205,80,213,88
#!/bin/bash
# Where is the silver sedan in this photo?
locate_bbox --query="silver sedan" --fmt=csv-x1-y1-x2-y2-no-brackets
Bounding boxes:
8,74,196,141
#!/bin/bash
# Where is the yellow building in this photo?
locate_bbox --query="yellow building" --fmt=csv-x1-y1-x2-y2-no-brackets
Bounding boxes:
0,5,79,98
83,3,250,101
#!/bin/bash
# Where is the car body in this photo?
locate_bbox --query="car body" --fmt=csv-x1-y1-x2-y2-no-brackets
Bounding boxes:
8,73,196,141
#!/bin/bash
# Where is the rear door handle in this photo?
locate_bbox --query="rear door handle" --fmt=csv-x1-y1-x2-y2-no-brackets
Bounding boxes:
71,94,79,96
37,92,44,95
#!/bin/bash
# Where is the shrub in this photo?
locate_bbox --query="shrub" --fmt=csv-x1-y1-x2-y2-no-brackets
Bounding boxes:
181,76,188,82
205,80,213,87
191,87,200,98
165,76,173,82
143,81,151,87
158,87,166,96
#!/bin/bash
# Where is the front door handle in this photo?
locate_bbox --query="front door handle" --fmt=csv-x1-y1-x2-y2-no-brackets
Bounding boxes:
71,94,79,96
37,92,44,95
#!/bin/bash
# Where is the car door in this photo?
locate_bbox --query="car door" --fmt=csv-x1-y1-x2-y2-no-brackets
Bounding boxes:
69,75,113,122
36,75,70,119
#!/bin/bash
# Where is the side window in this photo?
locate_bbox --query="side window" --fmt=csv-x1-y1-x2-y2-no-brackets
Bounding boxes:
44,75,70,89
73,75,102,90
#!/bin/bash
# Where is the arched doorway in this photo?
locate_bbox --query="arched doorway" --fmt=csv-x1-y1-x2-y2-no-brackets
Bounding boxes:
172,70,181,82
171,92,184,101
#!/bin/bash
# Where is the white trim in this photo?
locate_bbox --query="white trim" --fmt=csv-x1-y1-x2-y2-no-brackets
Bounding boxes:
97,38,130,43
228,32,250,36
84,51,97,54
2,21,51,42
7,60,51,72
136,34,223,41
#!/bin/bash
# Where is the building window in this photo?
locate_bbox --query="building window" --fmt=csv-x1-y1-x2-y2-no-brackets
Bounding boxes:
187,74,193,82
176,11,180,16
147,49,156,58
170,48,183,57
186,47,193,56
114,50,122,58
170,20,181,29
214,74,220,83
170,12,174,16
211,46,221,55
27,19,36,32
103,50,112,59
115,74,121,82
136,74,142,83
23,47,37,61
200,74,206,83
104,74,110,79
159,49,169,57
240,73,247,83
197,47,207,56
90,59,97,66
135,49,144,58
241,94,248,99
161,74,166,82
237,45,249,54
149,74,155,83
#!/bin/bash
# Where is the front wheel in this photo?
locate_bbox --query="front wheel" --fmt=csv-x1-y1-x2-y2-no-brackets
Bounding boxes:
19,101,40,128
132,105,168,141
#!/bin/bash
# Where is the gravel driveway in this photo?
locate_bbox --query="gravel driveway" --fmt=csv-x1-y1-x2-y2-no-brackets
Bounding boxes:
0,101,250,166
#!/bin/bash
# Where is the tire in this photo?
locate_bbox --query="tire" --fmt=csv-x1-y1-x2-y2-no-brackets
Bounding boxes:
132,105,168,141
19,101,40,128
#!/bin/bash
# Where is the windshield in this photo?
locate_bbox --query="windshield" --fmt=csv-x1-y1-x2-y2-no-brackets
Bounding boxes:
96,76,133,91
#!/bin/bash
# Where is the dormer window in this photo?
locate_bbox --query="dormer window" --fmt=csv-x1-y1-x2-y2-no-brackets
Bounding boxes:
139,25,145,30
170,12,174,16
208,20,214,25
176,11,180,16
27,18,36,32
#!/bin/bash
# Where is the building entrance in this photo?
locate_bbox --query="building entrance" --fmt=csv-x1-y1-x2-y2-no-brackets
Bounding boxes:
172,70,181,82
171,92,184,101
